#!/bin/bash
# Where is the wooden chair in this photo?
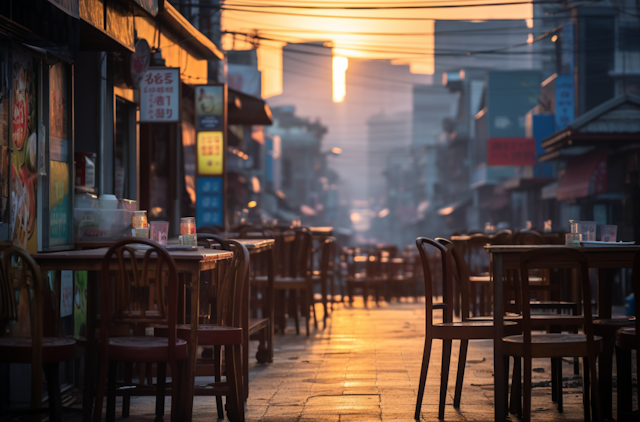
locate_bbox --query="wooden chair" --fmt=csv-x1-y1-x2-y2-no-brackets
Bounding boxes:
345,248,381,308
312,236,337,326
155,238,248,422
614,250,640,421
414,237,518,420
0,244,76,422
252,227,316,335
93,238,189,422
504,248,602,422
463,234,494,316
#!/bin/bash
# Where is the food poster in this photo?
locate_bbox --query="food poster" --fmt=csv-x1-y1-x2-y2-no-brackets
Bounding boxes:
74,271,87,340
0,92,9,222
49,63,71,247
11,51,37,253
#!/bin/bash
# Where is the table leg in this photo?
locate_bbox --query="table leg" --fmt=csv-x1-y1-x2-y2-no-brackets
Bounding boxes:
267,248,275,361
492,253,506,421
597,268,612,319
83,271,98,422
179,270,200,422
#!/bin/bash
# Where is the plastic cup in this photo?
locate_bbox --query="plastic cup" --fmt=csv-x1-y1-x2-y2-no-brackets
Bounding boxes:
565,233,582,246
569,220,579,234
150,221,169,245
579,221,596,242
133,210,148,229
180,217,196,235
601,225,617,242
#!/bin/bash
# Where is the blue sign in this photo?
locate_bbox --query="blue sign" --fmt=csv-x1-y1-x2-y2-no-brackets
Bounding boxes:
555,74,574,131
196,177,223,228
531,113,556,178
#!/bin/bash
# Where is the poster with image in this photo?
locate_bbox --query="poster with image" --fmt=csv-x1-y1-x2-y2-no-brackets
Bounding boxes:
11,51,38,253
195,85,223,130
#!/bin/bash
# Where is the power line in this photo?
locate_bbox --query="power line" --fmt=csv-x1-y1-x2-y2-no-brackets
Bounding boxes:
223,1,563,10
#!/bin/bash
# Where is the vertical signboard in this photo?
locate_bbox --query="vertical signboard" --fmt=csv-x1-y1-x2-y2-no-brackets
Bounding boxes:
555,74,575,131
194,85,226,229
139,67,180,122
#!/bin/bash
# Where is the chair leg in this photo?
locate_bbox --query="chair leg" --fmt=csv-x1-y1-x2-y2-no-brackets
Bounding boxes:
587,355,600,422
169,360,182,422
106,362,117,422
291,290,300,335
93,357,108,422
363,283,369,309
509,357,522,417
43,363,63,422
214,346,224,419
453,340,469,408
582,357,591,422
523,356,532,422
555,358,563,412
438,339,452,420
414,335,433,419
598,338,614,420
615,345,632,418
122,362,133,418
226,344,245,422
155,362,167,422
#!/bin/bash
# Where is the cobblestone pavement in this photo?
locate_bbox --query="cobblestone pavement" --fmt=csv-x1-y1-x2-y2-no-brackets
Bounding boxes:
84,298,627,421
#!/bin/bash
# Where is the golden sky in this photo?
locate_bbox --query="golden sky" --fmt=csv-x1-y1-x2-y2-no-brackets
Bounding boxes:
220,0,534,97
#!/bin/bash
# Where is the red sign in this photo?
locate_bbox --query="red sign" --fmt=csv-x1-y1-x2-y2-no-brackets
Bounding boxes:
487,137,536,166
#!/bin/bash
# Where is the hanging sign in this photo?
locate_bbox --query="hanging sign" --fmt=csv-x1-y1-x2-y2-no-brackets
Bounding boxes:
487,137,536,166
197,131,224,175
140,67,180,122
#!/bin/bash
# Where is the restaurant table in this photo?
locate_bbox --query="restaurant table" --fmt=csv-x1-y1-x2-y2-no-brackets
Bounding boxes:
485,244,640,421
309,226,333,236
34,247,234,422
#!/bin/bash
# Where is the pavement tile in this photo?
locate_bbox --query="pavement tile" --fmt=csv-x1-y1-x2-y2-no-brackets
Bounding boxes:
65,300,632,422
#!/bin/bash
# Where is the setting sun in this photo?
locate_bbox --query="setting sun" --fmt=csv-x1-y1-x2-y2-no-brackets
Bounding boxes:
332,56,348,103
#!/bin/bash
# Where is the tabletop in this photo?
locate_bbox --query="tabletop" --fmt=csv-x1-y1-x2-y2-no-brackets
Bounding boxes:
227,238,275,251
309,226,333,236
34,247,233,262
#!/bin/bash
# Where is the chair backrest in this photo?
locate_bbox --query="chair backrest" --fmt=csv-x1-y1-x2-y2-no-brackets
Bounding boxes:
465,234,493,275
0,244,45,407
519,248,594,347
512,230,544,245
493,230,512,245
290,227,313,278
436,238,472,320
217,240,250,328
100,238,179,360
197,232,231,250
415,237,454,325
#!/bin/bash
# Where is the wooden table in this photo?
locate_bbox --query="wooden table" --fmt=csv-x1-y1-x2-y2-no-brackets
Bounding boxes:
485,244,640,421
34,247,233,422
309,226,333,236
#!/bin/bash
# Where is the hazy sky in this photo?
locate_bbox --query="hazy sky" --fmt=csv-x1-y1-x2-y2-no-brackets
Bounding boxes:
221,0,534,96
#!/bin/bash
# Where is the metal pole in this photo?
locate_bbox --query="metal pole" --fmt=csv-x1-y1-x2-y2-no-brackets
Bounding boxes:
99,52,107,196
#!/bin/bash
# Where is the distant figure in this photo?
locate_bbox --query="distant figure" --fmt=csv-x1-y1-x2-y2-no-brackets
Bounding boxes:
198,88,214,114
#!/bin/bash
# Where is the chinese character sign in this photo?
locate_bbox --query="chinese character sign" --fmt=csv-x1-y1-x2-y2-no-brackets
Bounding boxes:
140,68,180,122
555,74,574,131
197,131,224,175
487,137,536,166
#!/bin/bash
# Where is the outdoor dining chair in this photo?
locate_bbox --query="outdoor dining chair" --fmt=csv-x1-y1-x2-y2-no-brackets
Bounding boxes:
311,236,337,326
93,238,189,422
414,237,518,420
0,244,76,422
155,238,248,422
613,249,640,421
504,248,601,422
251,226,316,335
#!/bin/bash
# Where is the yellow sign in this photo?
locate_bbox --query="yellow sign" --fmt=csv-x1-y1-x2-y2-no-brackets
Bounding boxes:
197,131,224,175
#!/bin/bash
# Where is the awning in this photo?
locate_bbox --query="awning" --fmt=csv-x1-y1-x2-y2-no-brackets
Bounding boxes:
228,88,273,126
438,196,471,216
503,177,556,191
557,147,607,201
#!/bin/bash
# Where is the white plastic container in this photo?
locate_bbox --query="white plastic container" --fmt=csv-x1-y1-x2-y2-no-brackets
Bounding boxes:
98,194,118,210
